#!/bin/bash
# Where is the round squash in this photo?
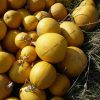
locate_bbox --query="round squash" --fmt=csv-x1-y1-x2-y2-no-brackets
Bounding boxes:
30,61,56,89
15,32,31,49
23,15,38,31
49,73,70,96
3,10,22,28
58,46,88,76
60,21,84,46
2,30,19,53
28,0,45,13
0,74,13,100
72,5,99,31
21,46,37,63
35,33,67,63
49,3,67,20
0,20,7,40
9,60,31,83
37,18,61,35
19,84,46,100
8,0,26,9
0,52,14,73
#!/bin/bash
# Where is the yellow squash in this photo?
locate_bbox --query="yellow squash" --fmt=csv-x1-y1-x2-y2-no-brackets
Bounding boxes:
58,46,88,76
9,60,31,83
30,61,56,89
37,18,61,35
0,52,14,73
19,84,46,100
35,33,67,63
49,73,70,96
0,74,13,100
60,21,84,46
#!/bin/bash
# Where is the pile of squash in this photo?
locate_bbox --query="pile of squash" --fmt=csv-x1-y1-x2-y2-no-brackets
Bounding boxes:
0,0,99,100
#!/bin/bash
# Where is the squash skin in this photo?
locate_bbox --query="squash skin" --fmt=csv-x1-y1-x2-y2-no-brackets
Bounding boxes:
35,33,67,63
58,46,88,76
72,5,99,31
30,61,57,89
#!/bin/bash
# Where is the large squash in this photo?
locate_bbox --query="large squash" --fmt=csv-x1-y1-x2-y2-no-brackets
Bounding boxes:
35,33,67,63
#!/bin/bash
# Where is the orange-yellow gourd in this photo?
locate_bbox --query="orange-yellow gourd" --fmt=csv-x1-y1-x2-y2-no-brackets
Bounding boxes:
30,61,56,89
37,18,61,35
19,84,46,100
0,52,14,73
59,46,88,76
2,30,19,53
23,15,38,31
21,46,37,63
3,10,22,28
60,21,84,46
9,60,31,83
0,0,7,15
35,11,51,20
49,73,70,96
8,0,26,9
28,0,45,13
0,20,7,40
49,3,68,20
35,33,67,63
72,5,99,31
0,74,13,100
15,32,31,49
